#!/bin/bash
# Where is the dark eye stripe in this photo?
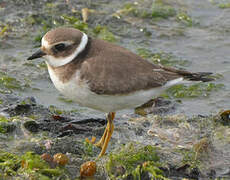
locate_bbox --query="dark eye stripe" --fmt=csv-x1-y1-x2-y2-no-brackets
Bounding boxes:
54,43,66,51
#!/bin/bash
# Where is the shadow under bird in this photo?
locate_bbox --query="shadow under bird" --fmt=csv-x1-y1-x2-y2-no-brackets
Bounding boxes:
27,27,213,157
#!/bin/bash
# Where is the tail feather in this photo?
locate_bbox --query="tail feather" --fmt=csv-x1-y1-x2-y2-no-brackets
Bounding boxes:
184,72,214,82
159,65,214,82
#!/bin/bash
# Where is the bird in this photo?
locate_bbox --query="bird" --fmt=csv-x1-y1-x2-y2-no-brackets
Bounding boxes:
27,27,213,157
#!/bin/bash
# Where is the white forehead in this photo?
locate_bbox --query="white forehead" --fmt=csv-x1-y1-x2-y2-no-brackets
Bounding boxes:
41,37,74,49
41,37,50,48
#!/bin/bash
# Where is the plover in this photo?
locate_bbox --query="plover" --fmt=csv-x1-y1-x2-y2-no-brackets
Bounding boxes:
27,27,213,157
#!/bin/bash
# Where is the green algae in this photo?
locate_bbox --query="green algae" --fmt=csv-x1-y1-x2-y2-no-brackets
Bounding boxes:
61,14,117,43
0,151,67,179
0,71,31,94
0,116,8,123
32,16,59,45
106,143,168,179
25,14,45,26
58,96,73,104
120,1,176,20
33,14,117,45
0,151,21,176
130,161,168,180
0,24,9,37
179,138,210,170
83,141,94,157
219,3,230,8
117,1,195,28
176,12,194,26
21,152,50,170
137,48,189,67
150,52,189,67
115,2,151,19
124,3,151,19
151,1,176,19
209,0,230,9
20,152,66,179
0,72,23,90
34,24,54,46
140,27,152,37
180,149,201,169
120,3,140,17
0,122,11,134
93,25,117,42
61,15,89,33
37,61,47,69
163,83,224,99
137,48,152,59
49,105,64,115
0,116,16,134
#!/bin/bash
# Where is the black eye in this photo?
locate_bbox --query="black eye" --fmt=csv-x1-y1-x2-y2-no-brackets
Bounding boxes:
54,43,66,51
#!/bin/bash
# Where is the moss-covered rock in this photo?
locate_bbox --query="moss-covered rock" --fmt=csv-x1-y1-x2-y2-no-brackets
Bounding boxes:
23,120,39,133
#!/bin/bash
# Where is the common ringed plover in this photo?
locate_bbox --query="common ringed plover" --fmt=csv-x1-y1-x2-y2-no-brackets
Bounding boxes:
27,27,213,157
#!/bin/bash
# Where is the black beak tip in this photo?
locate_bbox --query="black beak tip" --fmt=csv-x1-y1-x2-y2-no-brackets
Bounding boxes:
27,56,33,60
27,49,46,61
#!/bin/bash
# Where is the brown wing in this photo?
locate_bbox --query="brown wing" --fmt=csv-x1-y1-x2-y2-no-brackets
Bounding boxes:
79,39,181,95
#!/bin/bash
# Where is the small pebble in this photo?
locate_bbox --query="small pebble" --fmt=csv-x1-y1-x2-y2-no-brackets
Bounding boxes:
53,153,69,166
80,161,97,177
41,153,53,163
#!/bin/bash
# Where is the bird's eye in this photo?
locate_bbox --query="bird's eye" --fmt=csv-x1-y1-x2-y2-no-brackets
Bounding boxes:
54,43,66,51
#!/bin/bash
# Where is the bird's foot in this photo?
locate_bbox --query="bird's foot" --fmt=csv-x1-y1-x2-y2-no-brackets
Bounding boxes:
85,127,107,148
85,112,115,157
85,136,96,144
97,122,114,157
94,126,108,148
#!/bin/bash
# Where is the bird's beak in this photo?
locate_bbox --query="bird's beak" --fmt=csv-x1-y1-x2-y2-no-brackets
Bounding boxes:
27,49,46,60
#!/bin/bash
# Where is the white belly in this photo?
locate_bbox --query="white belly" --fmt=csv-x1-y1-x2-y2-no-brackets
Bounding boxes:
47,66,183,112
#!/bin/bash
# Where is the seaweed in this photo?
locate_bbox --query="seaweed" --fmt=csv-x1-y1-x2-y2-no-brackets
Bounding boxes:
106,143,168,179
163,83,224,99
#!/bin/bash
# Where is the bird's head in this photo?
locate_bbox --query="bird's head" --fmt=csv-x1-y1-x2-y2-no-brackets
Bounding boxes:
27,27,88,67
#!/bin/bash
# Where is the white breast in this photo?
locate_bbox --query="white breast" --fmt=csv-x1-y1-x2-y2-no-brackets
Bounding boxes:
47,66,92,107
47,65,184,112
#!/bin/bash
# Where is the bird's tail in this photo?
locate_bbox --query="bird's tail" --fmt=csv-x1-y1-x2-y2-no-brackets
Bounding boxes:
182,72,213,82
160,65,214,82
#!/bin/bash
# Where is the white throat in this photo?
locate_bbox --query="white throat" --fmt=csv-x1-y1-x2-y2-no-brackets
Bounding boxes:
42,33,88,67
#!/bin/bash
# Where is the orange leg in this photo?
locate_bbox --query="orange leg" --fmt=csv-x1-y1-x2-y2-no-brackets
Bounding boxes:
86,112,115,157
